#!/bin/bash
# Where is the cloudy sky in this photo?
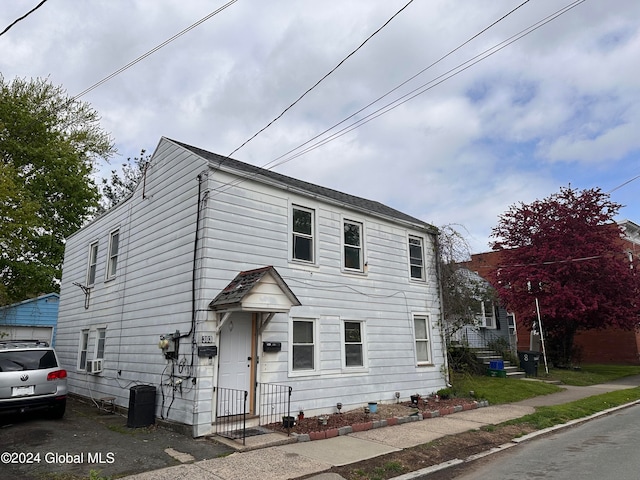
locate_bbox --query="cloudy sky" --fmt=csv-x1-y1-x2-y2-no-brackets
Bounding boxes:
2,0,639,252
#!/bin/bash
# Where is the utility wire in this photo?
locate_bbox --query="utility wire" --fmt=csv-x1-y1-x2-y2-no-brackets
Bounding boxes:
210,0,583,198
74,0,238,99
1,0,48,37
608,174,640,194
227,0,415,158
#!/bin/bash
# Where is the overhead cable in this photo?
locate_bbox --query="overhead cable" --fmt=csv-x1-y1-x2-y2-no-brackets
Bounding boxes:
226,0,415,158
74,0,238,99
0,0,48,37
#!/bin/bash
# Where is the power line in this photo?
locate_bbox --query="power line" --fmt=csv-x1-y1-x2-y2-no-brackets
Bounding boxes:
0,0,48,37
608,174,640,194
227,0,415,158
74,0,238,99
209,0,584,198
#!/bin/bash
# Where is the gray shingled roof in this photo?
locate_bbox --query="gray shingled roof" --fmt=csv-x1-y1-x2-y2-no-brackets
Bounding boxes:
169,138,435,231
209,266,300,311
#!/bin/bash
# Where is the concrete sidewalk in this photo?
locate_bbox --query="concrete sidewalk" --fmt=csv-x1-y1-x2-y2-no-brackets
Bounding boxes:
122,376,640,480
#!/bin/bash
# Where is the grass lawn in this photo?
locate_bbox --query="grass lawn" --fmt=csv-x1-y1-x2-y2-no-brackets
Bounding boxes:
541,364,640,386
451,372,562,404
451,364,640,404
506,387,640,429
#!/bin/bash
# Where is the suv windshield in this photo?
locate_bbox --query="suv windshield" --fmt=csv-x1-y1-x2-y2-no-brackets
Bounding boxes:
0,350,58,372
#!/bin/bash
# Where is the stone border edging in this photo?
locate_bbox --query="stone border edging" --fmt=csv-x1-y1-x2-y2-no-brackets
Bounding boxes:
291,400,490,442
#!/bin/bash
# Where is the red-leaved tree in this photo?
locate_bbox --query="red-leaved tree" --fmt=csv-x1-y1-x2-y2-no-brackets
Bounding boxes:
489,186,640,365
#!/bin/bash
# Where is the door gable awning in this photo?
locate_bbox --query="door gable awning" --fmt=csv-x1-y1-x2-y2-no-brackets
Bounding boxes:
209,266,301,313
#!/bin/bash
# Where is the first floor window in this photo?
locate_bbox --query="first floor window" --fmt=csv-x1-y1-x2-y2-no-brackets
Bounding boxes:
476,301,495,328
414,316,432,364
343,321,365,367
96,328,106,359
78,330,89,370
292,320,315,371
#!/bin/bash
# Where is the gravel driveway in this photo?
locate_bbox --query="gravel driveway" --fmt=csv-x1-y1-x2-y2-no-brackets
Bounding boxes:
0,395,233,479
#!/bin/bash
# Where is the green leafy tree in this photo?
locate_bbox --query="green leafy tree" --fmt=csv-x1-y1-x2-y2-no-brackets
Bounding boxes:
98,149,150,213
489,186,640,365
0,76,115,305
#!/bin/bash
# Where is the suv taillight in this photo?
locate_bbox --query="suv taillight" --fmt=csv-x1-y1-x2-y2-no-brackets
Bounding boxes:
47,370,67,381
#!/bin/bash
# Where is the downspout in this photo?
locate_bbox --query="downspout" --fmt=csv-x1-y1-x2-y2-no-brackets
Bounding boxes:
433,229,451,385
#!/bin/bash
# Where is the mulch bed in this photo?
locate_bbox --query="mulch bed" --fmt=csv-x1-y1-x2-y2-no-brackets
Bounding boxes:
265,395,484,439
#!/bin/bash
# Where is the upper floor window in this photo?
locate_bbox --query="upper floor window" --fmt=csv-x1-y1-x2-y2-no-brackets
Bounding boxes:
106,229,119,279
409,236,425,280
292,319,316,371
413,315,432,364
292,206,314,263
86,241,98,286
343,220,363,272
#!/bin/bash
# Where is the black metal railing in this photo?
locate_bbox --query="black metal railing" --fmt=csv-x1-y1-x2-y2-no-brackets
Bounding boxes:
215,387,248,445
258,383,292,435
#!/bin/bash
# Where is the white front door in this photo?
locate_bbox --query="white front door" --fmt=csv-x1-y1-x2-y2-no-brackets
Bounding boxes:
218,312,254,415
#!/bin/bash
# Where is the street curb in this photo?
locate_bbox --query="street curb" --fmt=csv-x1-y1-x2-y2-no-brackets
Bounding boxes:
388,399,640,480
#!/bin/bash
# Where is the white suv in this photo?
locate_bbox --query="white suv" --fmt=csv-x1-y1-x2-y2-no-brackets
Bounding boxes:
0,340,68,419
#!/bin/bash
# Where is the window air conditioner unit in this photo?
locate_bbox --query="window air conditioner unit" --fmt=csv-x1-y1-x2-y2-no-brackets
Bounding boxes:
87,359,103,374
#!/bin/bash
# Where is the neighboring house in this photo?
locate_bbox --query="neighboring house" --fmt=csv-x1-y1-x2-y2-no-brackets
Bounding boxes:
447,269,516,354
0,293,59,346
467,219,640,364
56,137,448,437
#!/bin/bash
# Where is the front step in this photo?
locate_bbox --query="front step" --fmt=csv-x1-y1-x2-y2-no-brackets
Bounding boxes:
475,349,527,379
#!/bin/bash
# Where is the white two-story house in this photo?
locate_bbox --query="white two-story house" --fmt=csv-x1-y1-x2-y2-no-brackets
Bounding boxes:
56,137,447,437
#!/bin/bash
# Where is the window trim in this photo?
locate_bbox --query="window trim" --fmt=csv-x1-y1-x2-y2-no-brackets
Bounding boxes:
340,319,368,372
408,235,426,281
342,218,365,274
290,204,317,265
413,314,433,366
86,241,99,286
106,228,120,280
289,317,320,377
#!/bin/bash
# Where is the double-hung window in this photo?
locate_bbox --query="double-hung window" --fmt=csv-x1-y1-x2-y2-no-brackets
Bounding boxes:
343,220,363,271
413,316,432,364
78,330,89,370
292,206,314,263
409,236,425,280
292,319,315,371
87,241,98,285
476,301,495,328
96,328,106,360
106,229,119,279
343,320,366,368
